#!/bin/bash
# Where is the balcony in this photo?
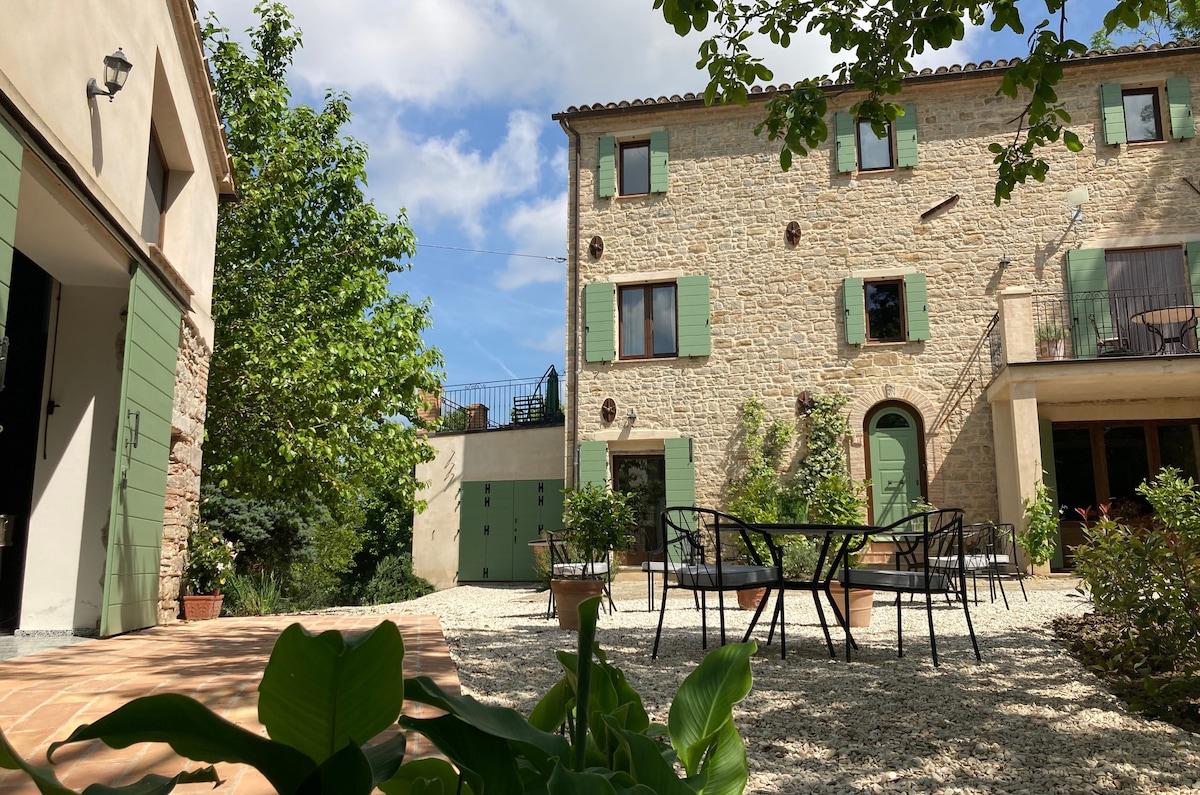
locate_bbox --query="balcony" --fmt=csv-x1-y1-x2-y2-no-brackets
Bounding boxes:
1031,287,1200,361
423,366,564,433
988,287,1200,404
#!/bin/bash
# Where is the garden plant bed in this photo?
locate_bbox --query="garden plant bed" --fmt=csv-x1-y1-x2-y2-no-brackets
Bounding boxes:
1053,612,1200,734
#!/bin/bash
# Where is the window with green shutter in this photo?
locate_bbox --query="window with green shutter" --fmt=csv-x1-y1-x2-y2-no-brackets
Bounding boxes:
1167,77,1195,139
1065,247,1108,359
1099,80,1193,145
649,130,669,193
1100,83,1126,146
836,107,918,172
597,136,616,198
600,132,669,197
676,275,710,357
834,112,856,173
844,274,929,345
895,105,918,167
578,441,608,487
612,275,711,360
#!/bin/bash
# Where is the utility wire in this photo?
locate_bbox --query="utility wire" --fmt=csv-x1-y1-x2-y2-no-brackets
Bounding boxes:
417,242,566,263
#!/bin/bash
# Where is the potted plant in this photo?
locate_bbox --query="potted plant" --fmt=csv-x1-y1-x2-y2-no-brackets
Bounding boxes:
555,483,635,630
1036,323,1069,360
181,524,237,620
1020,480,1060,570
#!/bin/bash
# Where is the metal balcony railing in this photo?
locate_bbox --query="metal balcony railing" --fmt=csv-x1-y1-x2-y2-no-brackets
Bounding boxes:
434,366,564,432
1031,287,1200,361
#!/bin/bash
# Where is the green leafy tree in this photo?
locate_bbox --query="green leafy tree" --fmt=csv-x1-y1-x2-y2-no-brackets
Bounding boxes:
202,3,442,514
654,0,1180,203
1092,0,1200,47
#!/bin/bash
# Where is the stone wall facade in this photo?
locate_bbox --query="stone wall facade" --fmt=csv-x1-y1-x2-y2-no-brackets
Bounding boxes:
562,45,1200,524
158,316,211,623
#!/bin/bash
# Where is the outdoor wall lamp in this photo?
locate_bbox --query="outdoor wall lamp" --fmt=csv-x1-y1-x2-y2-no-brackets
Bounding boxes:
627,408,637,423
87,48,133,101
998,254,1011,269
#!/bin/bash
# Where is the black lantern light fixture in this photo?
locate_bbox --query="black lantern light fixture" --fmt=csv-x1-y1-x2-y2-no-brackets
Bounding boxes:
87,48,133,102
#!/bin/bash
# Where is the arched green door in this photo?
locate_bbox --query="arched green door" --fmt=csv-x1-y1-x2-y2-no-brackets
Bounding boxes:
868,406,923,527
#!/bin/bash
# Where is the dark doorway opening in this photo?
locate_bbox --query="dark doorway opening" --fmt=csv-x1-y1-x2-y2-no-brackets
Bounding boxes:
613,455,666,565
0,251,53,633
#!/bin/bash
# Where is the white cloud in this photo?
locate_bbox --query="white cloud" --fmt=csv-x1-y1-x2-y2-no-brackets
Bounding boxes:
526,325,565,354
353,109,544,238
498,192,566,290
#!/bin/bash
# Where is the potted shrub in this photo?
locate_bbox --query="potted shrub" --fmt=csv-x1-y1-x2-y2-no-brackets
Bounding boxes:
181,524,236,620
1036,323,1069,360
555,483,635,630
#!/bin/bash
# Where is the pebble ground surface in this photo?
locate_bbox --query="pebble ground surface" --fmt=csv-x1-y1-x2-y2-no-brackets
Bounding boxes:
334,574,1200,795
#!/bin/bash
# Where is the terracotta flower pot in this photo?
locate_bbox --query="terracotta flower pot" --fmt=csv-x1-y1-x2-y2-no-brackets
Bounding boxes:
550,578,605,631
181,594,224,621
736,587,768,610
827,584,873,627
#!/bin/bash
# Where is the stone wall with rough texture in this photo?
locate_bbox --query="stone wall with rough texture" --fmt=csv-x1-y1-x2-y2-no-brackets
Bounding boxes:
565,47,1200,524
158,316,211,623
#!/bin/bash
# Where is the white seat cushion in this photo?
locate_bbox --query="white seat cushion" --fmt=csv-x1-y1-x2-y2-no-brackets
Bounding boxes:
552,561,609,577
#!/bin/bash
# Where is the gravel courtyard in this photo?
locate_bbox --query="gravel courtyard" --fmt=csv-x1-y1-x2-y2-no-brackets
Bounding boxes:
340,575,1200,794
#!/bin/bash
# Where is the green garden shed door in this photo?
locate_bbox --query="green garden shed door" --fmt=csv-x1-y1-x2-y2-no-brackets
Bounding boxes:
101,267,181,636
867,406,922,528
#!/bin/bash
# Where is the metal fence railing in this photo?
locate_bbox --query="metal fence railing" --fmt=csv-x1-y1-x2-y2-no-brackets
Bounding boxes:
433,366,564,432
1031,287,1199,361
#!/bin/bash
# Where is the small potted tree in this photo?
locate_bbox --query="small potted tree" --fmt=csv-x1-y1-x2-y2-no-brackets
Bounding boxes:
555,483,635,630
1036,323,1069,360
181,524,236,620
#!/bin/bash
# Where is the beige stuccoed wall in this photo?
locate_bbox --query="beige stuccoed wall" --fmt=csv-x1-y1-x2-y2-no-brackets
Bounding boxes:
564,48,1200,524
0,0,225,344
414,426,566,590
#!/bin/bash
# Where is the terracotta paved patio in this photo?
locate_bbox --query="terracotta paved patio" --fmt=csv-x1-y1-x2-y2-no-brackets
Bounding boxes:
0,614,459,793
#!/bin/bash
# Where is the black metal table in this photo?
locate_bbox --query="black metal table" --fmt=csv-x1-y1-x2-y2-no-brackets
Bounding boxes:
1130,305,1200,354
752,523,882,661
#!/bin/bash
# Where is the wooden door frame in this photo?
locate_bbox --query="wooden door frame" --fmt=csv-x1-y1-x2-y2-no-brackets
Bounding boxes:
863,400,928,525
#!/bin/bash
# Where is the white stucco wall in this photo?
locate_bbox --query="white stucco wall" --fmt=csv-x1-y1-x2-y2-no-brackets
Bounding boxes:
413,426,566,590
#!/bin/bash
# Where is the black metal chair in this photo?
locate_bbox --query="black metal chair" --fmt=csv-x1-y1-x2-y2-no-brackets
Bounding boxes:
651,507,784,659
984,522,1028,607
839,508,981,666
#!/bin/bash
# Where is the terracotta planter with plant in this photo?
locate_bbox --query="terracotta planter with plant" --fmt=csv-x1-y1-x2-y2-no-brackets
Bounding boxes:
554,483,635,631
1036,323,1069,360
181,524,237,621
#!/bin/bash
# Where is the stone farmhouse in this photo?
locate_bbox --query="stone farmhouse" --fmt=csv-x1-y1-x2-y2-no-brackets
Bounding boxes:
413,41,1200,587
0,1,234,635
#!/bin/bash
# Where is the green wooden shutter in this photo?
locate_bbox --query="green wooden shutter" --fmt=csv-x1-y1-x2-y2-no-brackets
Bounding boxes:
486,481,514,580
1037,419,1063,570
895,104,918,168
1100,83,1126,146
665,437,696,551
1186,241,1200,305
904,272,930,341
578,441,608,487
1167,77,1195,140
597,136,616,198
101,267,181,636
843,277,865,345
649,130,669,193
1066,247,1108,359
583,282,615,362
834,112,856,173
676,275,711,357
0,116,21,339
458,481,488,581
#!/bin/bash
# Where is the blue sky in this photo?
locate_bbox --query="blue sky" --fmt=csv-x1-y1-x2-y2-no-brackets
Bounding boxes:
195,1,1116,389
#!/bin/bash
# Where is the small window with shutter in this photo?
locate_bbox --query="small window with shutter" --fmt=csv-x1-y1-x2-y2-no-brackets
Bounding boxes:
597,131,669,197
843,273,929,345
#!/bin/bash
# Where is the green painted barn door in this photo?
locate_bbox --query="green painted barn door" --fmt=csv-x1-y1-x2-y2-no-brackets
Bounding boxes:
458,481,488,581
101,267,181,636
0,115,22,338
868,407,922,527
511,480,541,581
485,481,514,580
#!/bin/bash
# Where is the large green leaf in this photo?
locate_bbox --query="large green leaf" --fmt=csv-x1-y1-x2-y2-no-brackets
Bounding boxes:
687,720,747,795
604,720,696,795
403,677,569,765
528,678,571,732
667,642,754,778
378,758,471,795
46,694,314,794
297,741,372,793
360,731,407,787
399,715,521,795
258,622,405,764
81,768,222,795
0,726,75,794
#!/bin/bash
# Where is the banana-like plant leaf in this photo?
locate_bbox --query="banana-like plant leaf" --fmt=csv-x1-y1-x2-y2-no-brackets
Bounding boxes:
258,622,405,765
378,758,471,795
688,719,747,795
399,715,520,795
528,678,571,732
0,725,74,795
601,718,695,795
296,741,372,794
79,767,221,795
46,694,314,794
546,761,619,795
361,731,407,787
667,642,754,778
403,678,568,765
